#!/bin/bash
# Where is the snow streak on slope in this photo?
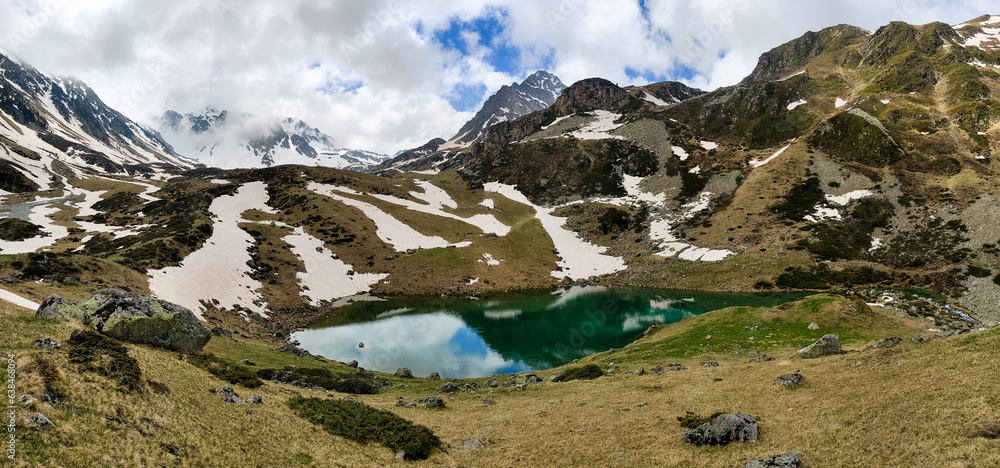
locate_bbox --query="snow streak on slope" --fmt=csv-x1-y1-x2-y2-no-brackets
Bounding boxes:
0,203,68,254
484,183,627,280
148,182,274,319
306,183,471,251
0,287,40,310
284,226,388,305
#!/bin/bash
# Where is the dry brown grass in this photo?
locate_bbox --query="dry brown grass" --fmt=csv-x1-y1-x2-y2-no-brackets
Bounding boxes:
5,294,1000,467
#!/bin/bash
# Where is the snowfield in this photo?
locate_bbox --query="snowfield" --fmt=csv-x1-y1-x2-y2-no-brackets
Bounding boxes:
787,99,807,111
484,183,627,279
284,227,388,305
0,202,68,255
750,145,791,168
148,182,274,319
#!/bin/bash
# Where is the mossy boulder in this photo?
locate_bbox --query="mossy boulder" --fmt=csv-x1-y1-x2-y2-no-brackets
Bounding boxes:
36,294,83,320
75,289,210,352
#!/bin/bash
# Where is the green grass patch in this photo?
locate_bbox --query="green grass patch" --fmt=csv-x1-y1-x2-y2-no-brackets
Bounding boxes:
287,396,441,460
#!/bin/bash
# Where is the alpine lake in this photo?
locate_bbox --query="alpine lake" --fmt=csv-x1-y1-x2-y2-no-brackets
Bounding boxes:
292,287,807,379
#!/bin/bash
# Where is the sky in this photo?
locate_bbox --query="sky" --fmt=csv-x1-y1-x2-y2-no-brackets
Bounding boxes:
0,0,995,156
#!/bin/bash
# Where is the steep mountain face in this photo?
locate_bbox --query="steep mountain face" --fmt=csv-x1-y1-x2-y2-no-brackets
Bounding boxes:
451,70,566,145
0,52,194,191
157,109,388,170
375,71,568,173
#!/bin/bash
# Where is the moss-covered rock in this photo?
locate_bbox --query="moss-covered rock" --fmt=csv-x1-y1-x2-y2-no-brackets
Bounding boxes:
75,289,210,352
35,294,83,320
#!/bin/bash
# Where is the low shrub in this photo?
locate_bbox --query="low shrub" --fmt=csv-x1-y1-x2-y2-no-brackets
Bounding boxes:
677,411,725,429
556,364,604,382
67,330,143,393
257,367,379,394
287,397,441,460
185,353,263,388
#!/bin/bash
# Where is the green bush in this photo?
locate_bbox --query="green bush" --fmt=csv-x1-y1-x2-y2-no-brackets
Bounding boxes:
677,411,725,429
185,353,263,388
557,364,604,382
257,366,379,394
287,397,441,460
67,330,144,393
967,266,992,278
772,177,825,221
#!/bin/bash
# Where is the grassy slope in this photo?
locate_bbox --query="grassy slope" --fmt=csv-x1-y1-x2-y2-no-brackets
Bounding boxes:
5,293,1000,467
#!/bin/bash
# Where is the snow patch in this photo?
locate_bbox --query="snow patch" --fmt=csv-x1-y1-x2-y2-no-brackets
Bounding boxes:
700,141,718,150
479,253,504,267
835,98,848,108
148,182,275,320
750,144,790,168
671,146,689,161
284,226,387,305
786,99,807,111
0,287,40,310
825,190,872,206
688,166,701,174
567,110,625,140
0,203,69,254
480,199,495,209
641,93,669,107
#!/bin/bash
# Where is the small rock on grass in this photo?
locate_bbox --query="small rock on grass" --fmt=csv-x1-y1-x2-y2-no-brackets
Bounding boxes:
744,452,801,468
774,373,803,387
682,413,758,446
28,413,54,430
463,439,486,449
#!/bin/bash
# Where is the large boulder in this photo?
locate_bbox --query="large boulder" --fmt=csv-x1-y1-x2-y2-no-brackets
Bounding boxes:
35,294,82,320
797,334,842,359
744,452,801,468
75,289,210,352
682,413,759,446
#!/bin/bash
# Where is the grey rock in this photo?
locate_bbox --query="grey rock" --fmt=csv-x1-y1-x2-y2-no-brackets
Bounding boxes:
774,373,803,387
464,382,478,392
36,294,80,319
463,439,486,449
219,384,246,404
868,336,902,349
18,394,38,406
33,338,60,349
247,395,262,404
291,380,308,388
282,365,297,372
427,372,441,380
346,360,358,368
441,382,459,392
808,322,820,331
744,452,801,468
424,397,446,408
276,342,308,356
210,326,233,339
682,413,759,446
394,368,413,378
240,359,256,366
28,412,54,430
797,334,842,359
636,367,645,376
485,377,499,388
74,289,211,352
482,395,495,406
701,361,720,368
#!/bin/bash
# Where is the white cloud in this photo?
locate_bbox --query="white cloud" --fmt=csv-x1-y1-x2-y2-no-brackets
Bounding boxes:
0,0,993,157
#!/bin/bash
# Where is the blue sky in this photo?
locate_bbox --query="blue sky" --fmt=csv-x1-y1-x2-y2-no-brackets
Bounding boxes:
1,0,996,156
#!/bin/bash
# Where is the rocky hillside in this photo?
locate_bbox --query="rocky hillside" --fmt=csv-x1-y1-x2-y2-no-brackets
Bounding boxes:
4,15,1000,338
157,108,389,170
0,52,195,192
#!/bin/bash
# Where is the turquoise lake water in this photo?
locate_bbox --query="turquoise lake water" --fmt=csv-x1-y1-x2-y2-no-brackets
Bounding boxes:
292,287,805,378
